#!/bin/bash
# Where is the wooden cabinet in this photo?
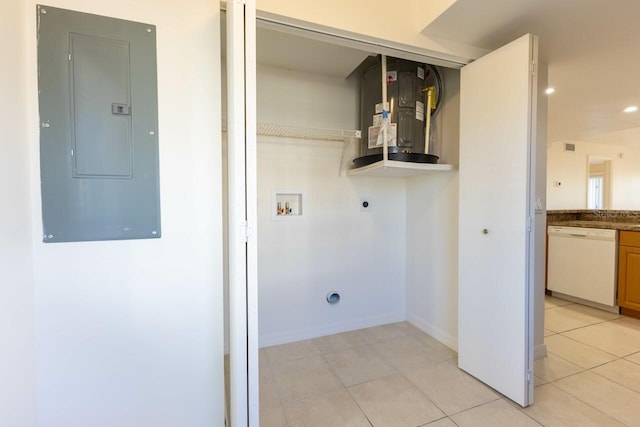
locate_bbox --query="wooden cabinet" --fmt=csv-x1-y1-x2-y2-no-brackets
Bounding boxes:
618,231,640,312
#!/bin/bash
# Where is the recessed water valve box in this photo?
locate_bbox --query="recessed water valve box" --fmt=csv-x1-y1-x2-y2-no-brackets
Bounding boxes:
273,191,303,219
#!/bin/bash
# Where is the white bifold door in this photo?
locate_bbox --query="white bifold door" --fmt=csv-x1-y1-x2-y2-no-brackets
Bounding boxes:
458,34,540,407
226,0,259,425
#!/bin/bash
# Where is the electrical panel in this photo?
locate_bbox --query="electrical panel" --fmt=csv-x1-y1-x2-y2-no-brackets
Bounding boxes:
37,5,160,242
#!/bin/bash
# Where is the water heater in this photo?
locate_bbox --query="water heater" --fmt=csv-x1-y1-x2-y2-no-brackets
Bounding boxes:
354,57,443,168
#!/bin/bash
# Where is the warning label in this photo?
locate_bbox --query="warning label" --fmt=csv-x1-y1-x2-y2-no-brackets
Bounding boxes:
368,123,397,149
375,102,390,114
416,101,425,121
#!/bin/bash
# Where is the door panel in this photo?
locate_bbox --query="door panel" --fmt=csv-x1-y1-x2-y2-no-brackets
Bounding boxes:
458,34,537,407
226,0,258,425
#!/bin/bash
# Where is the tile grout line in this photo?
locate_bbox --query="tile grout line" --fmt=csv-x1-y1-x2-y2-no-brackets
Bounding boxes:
623,351,640,366
552,324,622,357
501,396,546,427
263,310,640,426
541,304,640,427
325,327,452,426
587,365,640,395
542,342,640,393
542,382,632,427
547,316,623,335
342,383,375,427
325,325,460,425
416,415,459,427
545,348,618,371
319,348,375,426
444,396,503,418
541,300,638,425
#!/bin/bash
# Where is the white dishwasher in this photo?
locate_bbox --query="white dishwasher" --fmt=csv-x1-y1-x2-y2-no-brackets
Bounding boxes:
547,226,618,309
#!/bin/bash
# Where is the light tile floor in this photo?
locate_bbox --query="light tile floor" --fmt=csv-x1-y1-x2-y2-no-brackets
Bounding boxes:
254,298,640,426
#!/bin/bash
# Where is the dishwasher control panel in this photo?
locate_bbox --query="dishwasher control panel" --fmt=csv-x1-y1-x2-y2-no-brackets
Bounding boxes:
548,226,617,240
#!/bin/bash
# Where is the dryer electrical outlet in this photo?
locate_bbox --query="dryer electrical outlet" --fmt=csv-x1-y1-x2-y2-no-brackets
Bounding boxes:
360,197,373,212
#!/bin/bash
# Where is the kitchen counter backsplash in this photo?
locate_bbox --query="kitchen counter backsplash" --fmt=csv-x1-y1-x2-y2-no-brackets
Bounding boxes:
548,210,640,228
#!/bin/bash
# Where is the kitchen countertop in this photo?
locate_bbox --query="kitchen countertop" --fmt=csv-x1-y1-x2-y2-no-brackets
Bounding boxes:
548,220,640,232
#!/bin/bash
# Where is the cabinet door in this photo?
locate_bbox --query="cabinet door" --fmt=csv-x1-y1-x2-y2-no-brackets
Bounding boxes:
618,245,640,311
459,34,538,407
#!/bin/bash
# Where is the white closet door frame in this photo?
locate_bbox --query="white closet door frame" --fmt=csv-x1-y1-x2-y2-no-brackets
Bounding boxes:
227,0,258,425
226,8,473,425
228,4,540,420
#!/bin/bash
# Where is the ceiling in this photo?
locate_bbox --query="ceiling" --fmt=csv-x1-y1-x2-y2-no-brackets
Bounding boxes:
255,27,371,78
422,0,640,143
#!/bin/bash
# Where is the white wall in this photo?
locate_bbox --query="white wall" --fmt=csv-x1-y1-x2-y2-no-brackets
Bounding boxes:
547,139,640,210
416,0,458,32
256,65,407,346
546,140,588,209
406,68,461,350
612,148,640,210
0,0,37,425
21,1,224,426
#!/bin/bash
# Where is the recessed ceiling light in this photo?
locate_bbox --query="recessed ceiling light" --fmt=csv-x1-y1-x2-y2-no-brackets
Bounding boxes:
624,106,638,113
545,87,555,95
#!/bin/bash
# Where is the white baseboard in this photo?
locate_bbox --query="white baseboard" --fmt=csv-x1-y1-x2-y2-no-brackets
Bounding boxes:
535,343,547,359
258,311,406,348
407,313,458,352
257,312,542,362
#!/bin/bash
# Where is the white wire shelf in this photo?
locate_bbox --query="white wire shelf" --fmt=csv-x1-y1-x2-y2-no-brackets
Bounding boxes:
257,123,361,141
222,122,361,142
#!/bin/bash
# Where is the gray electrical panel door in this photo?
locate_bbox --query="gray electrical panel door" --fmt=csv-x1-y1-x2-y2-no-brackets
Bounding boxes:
71,33,133,178
37,5,160,242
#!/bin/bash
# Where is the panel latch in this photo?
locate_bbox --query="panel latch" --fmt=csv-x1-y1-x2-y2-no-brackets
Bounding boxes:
111,103,131,115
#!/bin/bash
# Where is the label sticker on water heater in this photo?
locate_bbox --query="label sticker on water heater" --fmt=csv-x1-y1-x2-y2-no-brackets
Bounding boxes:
375,102,390,114
416,101,425,121
386,71,397,84
417,67,425,79
368,123,397,149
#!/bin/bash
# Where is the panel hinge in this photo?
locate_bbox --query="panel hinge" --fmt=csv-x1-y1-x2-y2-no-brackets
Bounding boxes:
241,221,248,243
68,53,72,61
528,216,533,232
530,60,535,76
527,369,532,384
240,220,253,242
